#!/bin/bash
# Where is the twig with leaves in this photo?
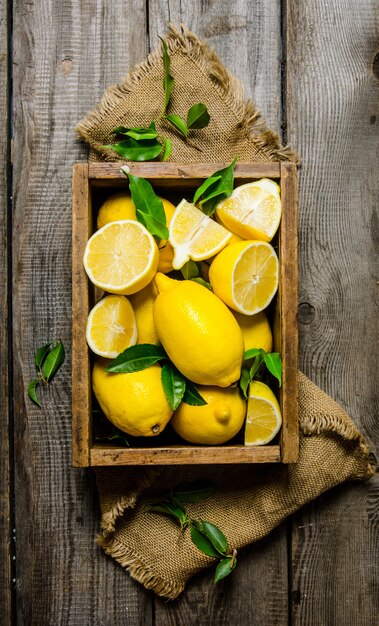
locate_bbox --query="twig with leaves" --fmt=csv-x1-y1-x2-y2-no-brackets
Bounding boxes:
28,341,65,406
239,348,282,398
150,480,238,583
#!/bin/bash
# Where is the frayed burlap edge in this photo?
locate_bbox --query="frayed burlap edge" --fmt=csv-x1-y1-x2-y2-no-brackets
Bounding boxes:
75,23,298,164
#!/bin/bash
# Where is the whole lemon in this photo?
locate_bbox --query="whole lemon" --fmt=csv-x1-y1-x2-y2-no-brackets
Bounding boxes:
92,360,173,437
153,274,244,387
232,311,273,353
129,281,159,344
97,192,176,273
171,386,246,444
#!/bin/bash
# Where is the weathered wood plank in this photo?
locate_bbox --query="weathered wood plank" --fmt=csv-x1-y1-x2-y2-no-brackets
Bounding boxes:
149,2,289,624
286,1,379,624
148,0,282,132
0,0,11,623
12,0,151,624
291,476,379,626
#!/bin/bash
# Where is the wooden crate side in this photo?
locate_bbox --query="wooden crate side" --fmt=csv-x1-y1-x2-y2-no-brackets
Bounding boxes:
279,162,299,462
72,163,92,467
88,162,281,181
90,445,281,466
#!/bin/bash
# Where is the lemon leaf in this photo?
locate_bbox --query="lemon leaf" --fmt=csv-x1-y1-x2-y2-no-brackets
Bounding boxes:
190,525,220,558
186,103,210,130
239,367,251,399
28,379,41,407
159,37,174,113
193,175,222,203
162,137,172,161
195,157,237,216
165,113,188,138
180,260,199,279
191,277,212,290
42,342,65,382
105,344,167,373
161,363,186,410
244,348,264,361
201,520,229,554
182,380,207,406
150,502,188,528
35,342,53,370
214,557,237,583
104,137,163,162
172,480,215,503
125,172,169,240
263,352,282,387
113,124,158,141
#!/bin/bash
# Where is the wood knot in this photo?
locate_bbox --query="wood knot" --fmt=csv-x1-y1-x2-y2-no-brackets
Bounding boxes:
298,302,315,325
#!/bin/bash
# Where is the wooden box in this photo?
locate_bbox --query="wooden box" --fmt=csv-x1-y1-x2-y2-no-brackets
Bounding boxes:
72,162,298,467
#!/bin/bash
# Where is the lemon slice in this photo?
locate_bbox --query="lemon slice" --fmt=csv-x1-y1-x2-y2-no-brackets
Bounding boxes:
169,199,232,269
216,179,281,242
83,220,159,295
245,380,282,445
86,295,138,358
209,240,279,315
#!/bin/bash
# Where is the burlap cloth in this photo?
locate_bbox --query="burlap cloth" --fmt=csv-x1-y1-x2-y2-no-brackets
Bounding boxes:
76,25,376,599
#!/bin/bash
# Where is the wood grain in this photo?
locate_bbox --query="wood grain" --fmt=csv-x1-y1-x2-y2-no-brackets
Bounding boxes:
12,0,151,624
0,0,11,623
286,1,379,624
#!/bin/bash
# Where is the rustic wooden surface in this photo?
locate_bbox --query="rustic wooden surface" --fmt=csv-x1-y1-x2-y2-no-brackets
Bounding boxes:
1,0,378,624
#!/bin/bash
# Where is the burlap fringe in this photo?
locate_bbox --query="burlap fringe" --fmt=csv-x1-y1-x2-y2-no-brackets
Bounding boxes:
97,536,185,599
76,23,298,164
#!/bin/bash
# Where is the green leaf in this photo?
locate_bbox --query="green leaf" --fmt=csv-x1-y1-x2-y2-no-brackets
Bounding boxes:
201,520,229,555
106,344,167,374
35,342,53,370
187,103,210,129
173,480,215,503
191,277,212,290
239,367,251,399
113,125,158,141
165,114,188,138
162,137,172,161
125,172,169,240
159,37,174,113
104,137,163,162
28,379,41,407
263,352,282,387
161,363,186,410
182,380,207,406
150,502,188,528
190,525,220,558
249,355,263,381
193,175,222,204
214,557,237,583
244,348,264,361
195,158,238,216
42,342,65,382
180,260,199,279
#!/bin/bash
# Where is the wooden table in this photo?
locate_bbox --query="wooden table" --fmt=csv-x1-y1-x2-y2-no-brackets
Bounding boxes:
1,2,378,624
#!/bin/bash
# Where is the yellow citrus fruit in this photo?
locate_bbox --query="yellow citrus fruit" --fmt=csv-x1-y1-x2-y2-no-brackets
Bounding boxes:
245,380,282,445
209,241,279,315
169,199,232,269
97,193,176,273
153,273,244,387
83,220,159,295
171,386,246,445
129,281,159,344
92,361,173,437
232,311,273,353
216,179,281,242
86,295,137,358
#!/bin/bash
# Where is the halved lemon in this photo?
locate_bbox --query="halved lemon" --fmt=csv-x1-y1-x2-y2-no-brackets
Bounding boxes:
216,179,281,242
209,241,279,315
83,220,159,295
245,380,282,445
86,295,138,358
169,199,232,269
